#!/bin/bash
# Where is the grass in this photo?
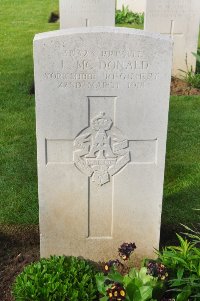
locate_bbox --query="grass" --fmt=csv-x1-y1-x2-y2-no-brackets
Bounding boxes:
163,97,200,227
199,30,200,49
117,23,143,29
0,1,200,240
0,0,59,224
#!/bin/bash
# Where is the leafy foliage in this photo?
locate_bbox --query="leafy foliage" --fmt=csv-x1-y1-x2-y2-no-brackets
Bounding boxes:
180,69,200,89
180,52,200,89
96,267,165,301
96,242,165,301
97,236,200,301
157,234,200,300
12,255,99,301
115,6,144,25
182,209,200,245
195,49,200,74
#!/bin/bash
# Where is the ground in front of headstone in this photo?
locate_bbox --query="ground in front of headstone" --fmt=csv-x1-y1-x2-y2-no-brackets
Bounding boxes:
0,226,40,301
0,224,180,301
171,76,200,95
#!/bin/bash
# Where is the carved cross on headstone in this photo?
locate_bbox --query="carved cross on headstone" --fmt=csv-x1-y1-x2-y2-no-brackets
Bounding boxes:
86,19,89,27
59,0,115,29
162,20,184,38
46,96,158,239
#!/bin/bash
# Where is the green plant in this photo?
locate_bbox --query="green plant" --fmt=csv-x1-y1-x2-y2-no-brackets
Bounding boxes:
179,53,200,89
157,234,200,300
115,6,144,25
181,69,200,89
169,275,200,301
96,243,166,301
12,255,99,301
182,209,200,245
193,50,200,74
96,267,165,301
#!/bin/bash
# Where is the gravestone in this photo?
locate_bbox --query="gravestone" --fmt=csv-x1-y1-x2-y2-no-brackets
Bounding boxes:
34,27,172,261
117,0,146,13
145,0,200,77
59,0,115,29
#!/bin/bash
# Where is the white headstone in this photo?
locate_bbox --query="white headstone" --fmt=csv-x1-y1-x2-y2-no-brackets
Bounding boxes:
117,0,146,13
34,27,172,261
59,0,115,29
145,0,200,77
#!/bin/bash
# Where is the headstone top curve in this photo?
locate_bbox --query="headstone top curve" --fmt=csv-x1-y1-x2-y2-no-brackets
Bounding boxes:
34,26,172,43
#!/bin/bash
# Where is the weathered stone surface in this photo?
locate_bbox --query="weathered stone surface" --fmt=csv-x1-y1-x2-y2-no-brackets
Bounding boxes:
34,27,172,261
59,0,115,29
117,0,146,13
145,0,200,76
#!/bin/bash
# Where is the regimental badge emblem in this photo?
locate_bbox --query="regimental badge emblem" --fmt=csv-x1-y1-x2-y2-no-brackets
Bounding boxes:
73,112,130,186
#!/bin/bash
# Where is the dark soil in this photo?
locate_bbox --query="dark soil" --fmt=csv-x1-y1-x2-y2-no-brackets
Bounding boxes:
0,225,39,301
170,76,200,95
0,223,184,301
29,82,35,95
48,11,59,23
160,223,184,247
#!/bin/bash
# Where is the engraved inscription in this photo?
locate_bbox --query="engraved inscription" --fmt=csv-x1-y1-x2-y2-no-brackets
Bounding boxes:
74,112,130,185
43,47,159,90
